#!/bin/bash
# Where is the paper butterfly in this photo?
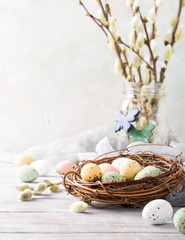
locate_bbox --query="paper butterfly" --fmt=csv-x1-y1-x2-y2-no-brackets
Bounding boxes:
127,124,155,143
114,109,139,133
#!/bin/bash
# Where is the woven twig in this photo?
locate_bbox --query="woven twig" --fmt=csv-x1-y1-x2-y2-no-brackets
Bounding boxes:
63,145,185,208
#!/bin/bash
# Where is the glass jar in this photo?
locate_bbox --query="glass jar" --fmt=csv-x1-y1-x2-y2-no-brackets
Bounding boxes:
119,82,168,144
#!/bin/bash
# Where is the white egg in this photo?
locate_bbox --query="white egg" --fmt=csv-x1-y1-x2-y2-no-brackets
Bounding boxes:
112,158,130,170
31,160,50,176
142,199,173,224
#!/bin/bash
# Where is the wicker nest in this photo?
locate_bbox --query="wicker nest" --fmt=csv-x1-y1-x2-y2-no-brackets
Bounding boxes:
63,146,185,208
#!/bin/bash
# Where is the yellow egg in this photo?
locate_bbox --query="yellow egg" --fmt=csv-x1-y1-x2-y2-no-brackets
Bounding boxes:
81,163,103,182
119,159,142,180
15,154,33,167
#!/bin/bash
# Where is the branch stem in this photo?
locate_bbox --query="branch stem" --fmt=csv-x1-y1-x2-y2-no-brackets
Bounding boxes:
138,10,157,82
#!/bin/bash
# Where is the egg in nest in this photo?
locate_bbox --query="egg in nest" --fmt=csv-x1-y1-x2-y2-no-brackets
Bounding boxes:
101,172,124,183
134,166,161,180
119,159,142,179
81,163,103,182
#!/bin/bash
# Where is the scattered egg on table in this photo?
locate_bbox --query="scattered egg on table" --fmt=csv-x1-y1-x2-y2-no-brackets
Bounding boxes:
31,160,50,176
112,158,129,170
81,163,102,182
119,159,142,179
101,172,124,183
173,208,185,234
70,201,88,213
134,166,161,180
17,165,39,183
15,154,33,167
56,160,74,175
99,163,119,174
142,199,173,224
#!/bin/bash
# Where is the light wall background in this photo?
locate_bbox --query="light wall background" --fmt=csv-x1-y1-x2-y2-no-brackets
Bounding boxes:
0,0,184,151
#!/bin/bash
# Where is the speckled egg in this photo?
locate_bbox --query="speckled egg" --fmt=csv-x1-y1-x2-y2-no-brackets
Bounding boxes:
31,160,50,176
99,163,119,174
15,154,33,167
112,158,129,170
101,172,124,183
142,199,173,224
17,165,39,183
56,160,74,175
174,208,185,234
134,166,161,180
81,163,102,182
119,159,142,179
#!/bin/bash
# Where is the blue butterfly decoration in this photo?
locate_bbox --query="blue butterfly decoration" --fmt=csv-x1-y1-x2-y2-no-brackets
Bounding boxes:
114,109,139,133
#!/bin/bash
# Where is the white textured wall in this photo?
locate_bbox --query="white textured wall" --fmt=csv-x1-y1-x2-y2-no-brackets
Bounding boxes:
0,0,184,151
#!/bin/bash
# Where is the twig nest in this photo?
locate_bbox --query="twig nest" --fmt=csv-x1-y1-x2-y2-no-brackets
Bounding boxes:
81,163,102,182
134,166,161,180
101,172,124,183
142,199,173,224
63,148,185,207
119,159,142,179
174,208,185,234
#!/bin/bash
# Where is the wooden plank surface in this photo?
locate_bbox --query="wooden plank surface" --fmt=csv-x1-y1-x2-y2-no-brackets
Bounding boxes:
0,233,184,240
0,162,184,240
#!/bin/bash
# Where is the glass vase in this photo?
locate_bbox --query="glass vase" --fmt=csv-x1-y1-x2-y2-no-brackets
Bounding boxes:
119,82,168,144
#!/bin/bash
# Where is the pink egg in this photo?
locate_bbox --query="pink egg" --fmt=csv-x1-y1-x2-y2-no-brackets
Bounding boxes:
56,160,74,175
99,163,119,174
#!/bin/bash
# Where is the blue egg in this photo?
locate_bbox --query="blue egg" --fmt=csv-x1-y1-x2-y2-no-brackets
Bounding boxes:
17,165,38,182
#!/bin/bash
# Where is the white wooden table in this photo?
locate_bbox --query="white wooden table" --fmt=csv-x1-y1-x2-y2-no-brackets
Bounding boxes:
1,161,184,240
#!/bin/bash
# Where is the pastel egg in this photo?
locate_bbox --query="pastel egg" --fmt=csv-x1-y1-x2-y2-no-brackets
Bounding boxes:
142,199,173,224
101,172,124,183
112,158,130,170
17,165,39,183
174,208,185,234
119,159,142,179
99,163,119,174
15,154,33,167
81,163,102,182
31,160,50,176
134,166,161,180
56,160,74,175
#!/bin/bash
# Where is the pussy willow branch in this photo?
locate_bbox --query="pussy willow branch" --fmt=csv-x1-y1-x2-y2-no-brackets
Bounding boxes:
159,0,183,83
80,0,131,79
138,10,158,83
150,0,159,40
117,38,153,71
79,0,153,78
97,0,108,20
171,0,183,46
137,67,142,83
129,5,154,71
79,1,108,36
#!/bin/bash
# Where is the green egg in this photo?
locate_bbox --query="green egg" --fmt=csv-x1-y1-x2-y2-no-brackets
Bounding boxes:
17,165,39,183
101,172,124,183
174,208,185,234
134,166,161,180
